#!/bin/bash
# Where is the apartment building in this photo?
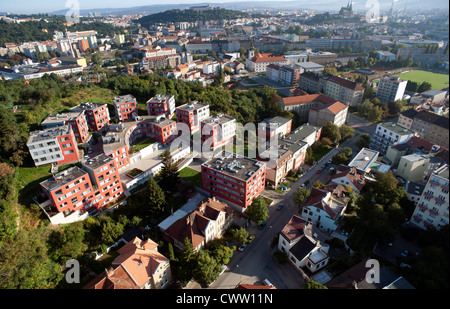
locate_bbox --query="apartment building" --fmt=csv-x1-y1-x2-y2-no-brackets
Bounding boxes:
370,122,416,155
258,116,293,143
146,94,176,119
201,153,266,210
41,110,90,144
201,114,236,150
102,116,177,170
266,64,301,86
245,50,288,72
411,164,449,231
82,154,124,210
27,125,81,167
320,74,364,107
280,93,337,123
39,166,94,217
176,101,210,133
71,102,110,132
298,71,322,94
308,101,349,128
398,109,449,148
376,77,408,103
113,94,138,122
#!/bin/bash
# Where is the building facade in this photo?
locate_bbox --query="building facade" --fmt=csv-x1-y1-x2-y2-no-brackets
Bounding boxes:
376,77,408,103
410,164,449,231
146,94,176,119
176,101,210,134
201,153,267,210
113,94,138,122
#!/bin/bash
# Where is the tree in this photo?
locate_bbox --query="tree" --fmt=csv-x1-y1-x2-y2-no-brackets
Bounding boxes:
231,227,249,244
47,222,86,264
245,196,268,224
342,147,352,158
303,280,328,289
339,124,354,141
148,175,165,215
417,81,432,93
294,187,311,207
158,150,179,191
356,133,371,149
211,245,234,265
192,250,221,286
321,121,341,143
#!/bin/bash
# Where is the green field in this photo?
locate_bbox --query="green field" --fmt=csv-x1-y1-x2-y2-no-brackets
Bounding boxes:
394,70,449,90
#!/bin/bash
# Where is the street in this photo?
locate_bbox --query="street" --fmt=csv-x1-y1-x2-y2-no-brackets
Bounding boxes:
185,147,340,290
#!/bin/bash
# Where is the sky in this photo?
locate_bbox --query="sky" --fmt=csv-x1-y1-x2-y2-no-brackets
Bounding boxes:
1,0,283,14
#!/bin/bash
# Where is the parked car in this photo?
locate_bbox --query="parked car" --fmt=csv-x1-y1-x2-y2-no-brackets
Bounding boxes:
238,243,248,252
258,221,267,230
305,180,310,186
316,169,322,174
263,278,274,287
277,204,284,211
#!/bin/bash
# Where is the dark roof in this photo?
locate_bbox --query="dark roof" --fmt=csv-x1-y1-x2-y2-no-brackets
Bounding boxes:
289,235,316,262
400,108,419,119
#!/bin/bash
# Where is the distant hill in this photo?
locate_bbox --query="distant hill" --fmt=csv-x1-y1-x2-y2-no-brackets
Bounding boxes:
136,8,250,27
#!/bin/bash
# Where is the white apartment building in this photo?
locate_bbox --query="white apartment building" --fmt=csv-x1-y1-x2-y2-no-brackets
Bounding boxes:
371,122,416,154
203,61,221,74
245,50,288,73
410,164,449,231
376,77,408,103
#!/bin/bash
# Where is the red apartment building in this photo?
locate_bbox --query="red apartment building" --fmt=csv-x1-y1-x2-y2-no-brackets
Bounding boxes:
146,94,176,119
114,94,138,122
40,166,95,217
72,102,110,132
102,116,177,171
201,114,236,150
41,110,90,144
176,101,210,133
82,154,124,210
201,153,267,210
27,125,82,167
39,154,124,218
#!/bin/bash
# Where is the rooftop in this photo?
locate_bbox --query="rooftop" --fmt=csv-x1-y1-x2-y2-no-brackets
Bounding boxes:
202,152,266,182
27,125,72,144
202,114,235,126
282,93,336,106
113,94,136,106
146,94,174,103
40,166,88,192
378,122,416,135
177,101,209,112
41,110,84,127
82,153,114,171
348,147,379,173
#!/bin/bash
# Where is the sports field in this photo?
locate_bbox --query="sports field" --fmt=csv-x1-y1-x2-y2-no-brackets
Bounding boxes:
394,70,449,90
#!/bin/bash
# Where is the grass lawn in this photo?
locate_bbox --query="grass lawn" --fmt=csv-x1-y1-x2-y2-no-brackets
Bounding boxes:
131,136,157,153
394,70,449,90
178,167,202,187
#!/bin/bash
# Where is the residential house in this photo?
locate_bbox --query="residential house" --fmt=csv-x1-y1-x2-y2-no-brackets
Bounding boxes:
320,74,364,107
278,215,330,274
245,50,288,72
280,93,337,123
300,186,349,234
159,196,235,251
84,237,172,289
370,122,416,155
330,165,367,194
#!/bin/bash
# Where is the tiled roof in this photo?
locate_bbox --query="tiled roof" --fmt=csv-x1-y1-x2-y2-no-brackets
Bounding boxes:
322,74,364,90
280,215,306,242
282,94,337,106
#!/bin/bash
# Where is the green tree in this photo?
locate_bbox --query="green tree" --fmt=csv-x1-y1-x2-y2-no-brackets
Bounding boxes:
231,227,249,245
321,121,341,143
158,150,179,192
303,280,328,289
192,250,221,286
356,133,371,149
417,81,432,93
294,187,311,207
339,124,354,141
47,222,86,264
245,197,268,224
148,175,166,215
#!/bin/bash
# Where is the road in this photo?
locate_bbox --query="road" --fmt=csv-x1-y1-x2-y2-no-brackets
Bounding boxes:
191,147,340,290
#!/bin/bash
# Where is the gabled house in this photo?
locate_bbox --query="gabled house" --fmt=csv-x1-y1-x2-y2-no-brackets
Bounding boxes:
159,196,235,251
278,215,330,274
84,237,172,289
330,164,367,194
300,186,349,234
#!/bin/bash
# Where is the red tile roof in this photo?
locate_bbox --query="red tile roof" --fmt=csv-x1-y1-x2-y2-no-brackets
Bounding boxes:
282,94,337,106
